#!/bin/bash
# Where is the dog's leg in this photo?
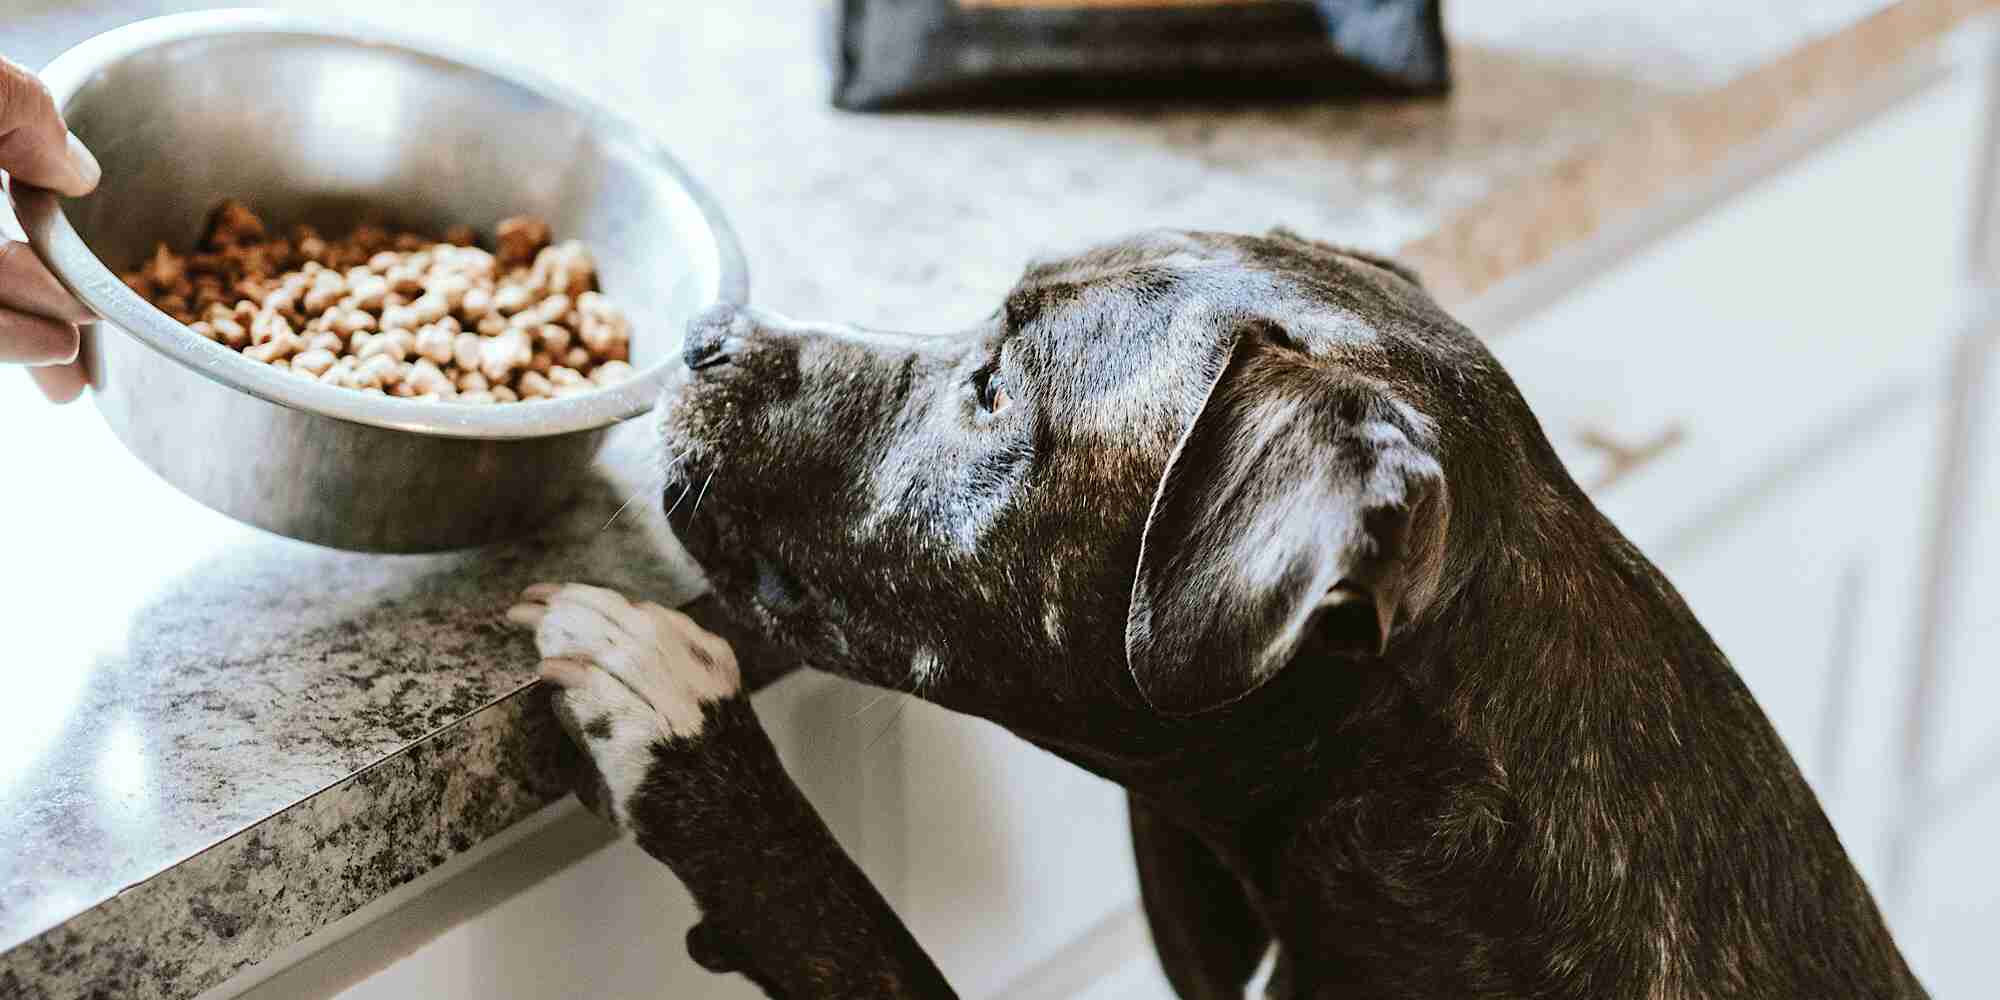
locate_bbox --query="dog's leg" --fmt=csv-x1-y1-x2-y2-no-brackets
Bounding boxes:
1129,797,1270,999
509,583,955,999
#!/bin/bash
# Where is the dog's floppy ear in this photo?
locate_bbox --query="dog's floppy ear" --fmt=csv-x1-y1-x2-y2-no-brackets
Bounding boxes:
1124,326,1449,715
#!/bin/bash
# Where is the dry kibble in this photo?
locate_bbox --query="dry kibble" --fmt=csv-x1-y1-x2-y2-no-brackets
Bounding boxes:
293,348,338,377
303,270,346,314
213,318,250,349
427,272,471,311
534,293,572,325
146,243,185,287
331,308,376,338
348,274,388,311
406,359,455,397
460,285,493,320
358,331,409,363
408,292,449,325
452,332,483,373
517,369,553,400
530,241,596,298
380,304,418,331
251,310,294,346
385,265,425,296
478,328,533,383
124,205,637,404
535,323,572,356
495,216,552,268
575,291,630,359
414,324,455,365
244,329,301,363
491,283,532,316
358,353,404,388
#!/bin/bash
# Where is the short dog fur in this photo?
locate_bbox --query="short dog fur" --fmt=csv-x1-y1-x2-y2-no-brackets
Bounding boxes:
507,230,1925,998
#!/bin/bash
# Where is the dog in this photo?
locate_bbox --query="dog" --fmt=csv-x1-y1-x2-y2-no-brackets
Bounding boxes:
504,230,1926,998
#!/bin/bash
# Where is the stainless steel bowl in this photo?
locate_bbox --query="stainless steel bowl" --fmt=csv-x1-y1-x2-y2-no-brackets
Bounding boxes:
12,11,745,552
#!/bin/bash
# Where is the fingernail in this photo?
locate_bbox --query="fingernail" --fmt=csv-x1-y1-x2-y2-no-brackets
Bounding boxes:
62,132,101,196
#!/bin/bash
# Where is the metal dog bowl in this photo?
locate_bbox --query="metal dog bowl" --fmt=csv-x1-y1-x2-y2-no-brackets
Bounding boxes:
12,11,746,552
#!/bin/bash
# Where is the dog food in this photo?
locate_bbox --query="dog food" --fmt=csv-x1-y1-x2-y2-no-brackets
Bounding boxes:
119,201,635,403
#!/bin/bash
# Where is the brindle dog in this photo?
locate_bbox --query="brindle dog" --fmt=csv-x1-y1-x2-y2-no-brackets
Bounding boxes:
506,230,1925,998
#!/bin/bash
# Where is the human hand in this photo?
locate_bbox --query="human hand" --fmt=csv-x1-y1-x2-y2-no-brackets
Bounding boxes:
2,55,102,403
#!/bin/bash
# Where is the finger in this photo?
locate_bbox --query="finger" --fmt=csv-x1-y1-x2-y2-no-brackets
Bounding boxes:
0,240,92,322
0,58,99,197
521,582,564,602
28,359,85,403
0,308,77,364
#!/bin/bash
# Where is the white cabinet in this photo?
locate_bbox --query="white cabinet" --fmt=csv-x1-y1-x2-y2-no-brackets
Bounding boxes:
1895,333,2000,1000
1661,406,1937,897
1488,54,1985,993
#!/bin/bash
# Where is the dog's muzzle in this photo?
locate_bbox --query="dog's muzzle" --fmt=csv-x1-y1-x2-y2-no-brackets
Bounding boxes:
682,302,758,371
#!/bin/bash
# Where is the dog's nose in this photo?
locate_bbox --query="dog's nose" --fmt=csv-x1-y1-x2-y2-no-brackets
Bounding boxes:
682,303,751,371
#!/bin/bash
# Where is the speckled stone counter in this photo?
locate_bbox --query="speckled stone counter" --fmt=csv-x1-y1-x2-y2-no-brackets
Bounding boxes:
0,0,1986,996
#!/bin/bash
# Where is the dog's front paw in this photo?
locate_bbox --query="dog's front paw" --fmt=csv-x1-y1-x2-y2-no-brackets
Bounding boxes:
507,582,742,825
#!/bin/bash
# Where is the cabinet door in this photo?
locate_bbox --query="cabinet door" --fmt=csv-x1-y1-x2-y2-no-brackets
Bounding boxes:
1658,403,1939,901
1897,334,2000,1000
869,698,1141,997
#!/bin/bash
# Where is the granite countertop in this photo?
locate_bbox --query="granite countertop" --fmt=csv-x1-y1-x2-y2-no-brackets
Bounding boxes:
0,1,1983,996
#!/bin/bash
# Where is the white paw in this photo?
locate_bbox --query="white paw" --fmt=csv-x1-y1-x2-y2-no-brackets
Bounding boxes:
506,583,741,823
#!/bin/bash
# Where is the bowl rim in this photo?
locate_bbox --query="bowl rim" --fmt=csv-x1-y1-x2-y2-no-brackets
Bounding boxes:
12,8,748,441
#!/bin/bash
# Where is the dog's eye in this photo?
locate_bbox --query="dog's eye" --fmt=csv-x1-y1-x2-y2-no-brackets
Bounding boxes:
974,366,1012,414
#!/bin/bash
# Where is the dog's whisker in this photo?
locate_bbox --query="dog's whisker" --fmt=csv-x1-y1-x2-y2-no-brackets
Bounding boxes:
664,478,696,519
849,688,898,720
601,478,657,533
686,467,718,524
865,696,911,753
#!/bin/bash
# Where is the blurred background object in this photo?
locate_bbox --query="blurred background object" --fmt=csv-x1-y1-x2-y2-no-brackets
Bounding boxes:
835,0,1449,109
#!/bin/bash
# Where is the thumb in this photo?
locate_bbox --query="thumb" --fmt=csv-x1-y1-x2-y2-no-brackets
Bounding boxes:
0,57,99,198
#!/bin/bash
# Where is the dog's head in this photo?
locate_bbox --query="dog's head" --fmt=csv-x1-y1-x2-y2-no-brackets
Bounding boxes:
661,230,1529,723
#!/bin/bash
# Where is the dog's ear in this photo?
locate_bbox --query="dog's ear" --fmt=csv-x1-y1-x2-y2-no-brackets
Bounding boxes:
1124,327,1449,715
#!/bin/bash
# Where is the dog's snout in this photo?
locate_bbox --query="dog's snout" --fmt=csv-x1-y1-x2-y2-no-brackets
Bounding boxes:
682,303,755,371
683,329,731,370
